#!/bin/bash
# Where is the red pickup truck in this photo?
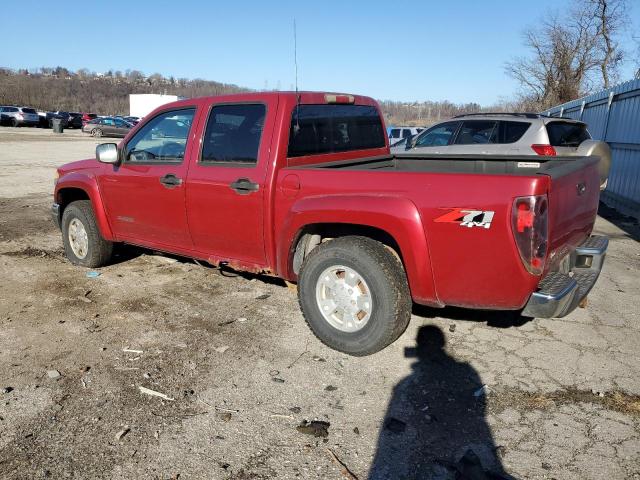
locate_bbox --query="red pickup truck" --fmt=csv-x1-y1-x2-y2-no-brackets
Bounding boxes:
53,92,607,355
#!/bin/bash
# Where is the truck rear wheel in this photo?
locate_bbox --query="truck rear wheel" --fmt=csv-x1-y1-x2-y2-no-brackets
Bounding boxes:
298,236,411,356
61,200,113,268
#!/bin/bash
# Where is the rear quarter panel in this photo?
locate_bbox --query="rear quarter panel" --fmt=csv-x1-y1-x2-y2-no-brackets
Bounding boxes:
275,168,547,309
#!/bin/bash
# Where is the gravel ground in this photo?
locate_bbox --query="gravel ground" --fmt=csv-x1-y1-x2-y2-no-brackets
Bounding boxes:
0,126,638,479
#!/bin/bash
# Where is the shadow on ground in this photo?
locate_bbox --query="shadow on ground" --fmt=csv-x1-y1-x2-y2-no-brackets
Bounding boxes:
412,304,532,329
369,325,515,480
111,244,288,287
598,201,640,242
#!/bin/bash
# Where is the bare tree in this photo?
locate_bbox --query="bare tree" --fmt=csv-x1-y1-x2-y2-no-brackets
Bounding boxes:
506,0,628,110
587,0,627,88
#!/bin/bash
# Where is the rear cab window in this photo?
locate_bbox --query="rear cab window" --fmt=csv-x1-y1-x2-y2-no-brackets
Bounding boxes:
546,121,590,147
287,105,386,158
22,108,37,114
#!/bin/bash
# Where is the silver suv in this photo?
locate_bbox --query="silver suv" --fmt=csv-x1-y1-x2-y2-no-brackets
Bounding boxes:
393,113,611,187
0,106,40,127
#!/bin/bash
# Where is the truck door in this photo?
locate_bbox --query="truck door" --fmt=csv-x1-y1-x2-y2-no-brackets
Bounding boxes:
98,107,197,248
185,97,278,266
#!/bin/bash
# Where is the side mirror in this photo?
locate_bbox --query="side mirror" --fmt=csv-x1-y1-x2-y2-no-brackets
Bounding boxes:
96,143,119,164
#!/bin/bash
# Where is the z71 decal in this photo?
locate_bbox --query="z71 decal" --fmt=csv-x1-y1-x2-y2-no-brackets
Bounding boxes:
434,208,495,229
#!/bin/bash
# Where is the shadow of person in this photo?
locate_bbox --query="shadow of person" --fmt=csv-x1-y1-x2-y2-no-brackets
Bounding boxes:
369,325,515,480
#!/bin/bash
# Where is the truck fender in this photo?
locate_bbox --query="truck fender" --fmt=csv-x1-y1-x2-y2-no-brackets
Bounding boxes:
277,194,441,306
55,173,115,241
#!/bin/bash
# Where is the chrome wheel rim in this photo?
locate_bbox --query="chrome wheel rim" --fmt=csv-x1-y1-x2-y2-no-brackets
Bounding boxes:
68,218,89,259
315,265,373,332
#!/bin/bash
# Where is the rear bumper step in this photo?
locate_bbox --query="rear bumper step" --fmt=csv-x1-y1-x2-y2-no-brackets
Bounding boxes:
522,235,608,318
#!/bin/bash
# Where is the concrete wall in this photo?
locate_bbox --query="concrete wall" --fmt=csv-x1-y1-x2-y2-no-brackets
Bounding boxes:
543,78,640,220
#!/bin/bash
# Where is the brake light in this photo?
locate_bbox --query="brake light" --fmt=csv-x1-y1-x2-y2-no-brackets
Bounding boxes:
531,144,556,156
325,94,355,104
512,195,548,275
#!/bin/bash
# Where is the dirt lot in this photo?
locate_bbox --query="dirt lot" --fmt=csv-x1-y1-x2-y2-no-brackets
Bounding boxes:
0,126,639,479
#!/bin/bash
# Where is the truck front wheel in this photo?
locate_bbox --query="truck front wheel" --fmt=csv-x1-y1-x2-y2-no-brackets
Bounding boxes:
61,200,113,268
298,236,411,356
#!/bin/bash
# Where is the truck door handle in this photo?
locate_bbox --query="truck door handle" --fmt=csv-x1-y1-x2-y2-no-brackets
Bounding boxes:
230,178,259,195
159,174,182,188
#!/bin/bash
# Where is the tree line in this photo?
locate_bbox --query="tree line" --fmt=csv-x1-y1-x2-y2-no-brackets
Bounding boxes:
0,66,489,126
0,67,246,116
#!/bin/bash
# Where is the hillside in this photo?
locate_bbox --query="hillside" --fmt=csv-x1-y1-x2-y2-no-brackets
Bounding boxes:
0,67,487,125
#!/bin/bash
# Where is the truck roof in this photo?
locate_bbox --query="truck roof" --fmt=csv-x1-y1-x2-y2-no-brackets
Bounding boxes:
162,91,380,109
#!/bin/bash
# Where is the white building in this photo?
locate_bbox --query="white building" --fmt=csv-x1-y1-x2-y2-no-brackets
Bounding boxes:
129,94,184,118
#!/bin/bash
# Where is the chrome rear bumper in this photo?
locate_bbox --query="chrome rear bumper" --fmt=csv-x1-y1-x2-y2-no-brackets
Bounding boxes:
522,235,608,318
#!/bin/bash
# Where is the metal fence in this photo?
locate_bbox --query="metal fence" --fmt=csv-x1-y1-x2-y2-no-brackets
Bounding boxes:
542,78,640,220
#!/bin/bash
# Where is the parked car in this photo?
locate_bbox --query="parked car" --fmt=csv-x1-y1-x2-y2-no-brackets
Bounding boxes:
82,113,98,126
394,113,611,188
0,106,40,127
388,126,423,146
37,111,66,128
82,117,133,138
123,116,140,125
53,92,607,356
54,111,83,129
0,112,11,126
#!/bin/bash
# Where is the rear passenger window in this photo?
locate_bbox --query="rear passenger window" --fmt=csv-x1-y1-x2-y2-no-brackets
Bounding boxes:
201,104,266,164
501,121,530,143
288,105,386,157
390,128,400,139
546,122,590,147
454,121,497,144
402,129,413,139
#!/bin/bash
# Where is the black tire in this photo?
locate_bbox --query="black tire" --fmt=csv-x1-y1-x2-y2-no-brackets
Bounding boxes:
11,118,19,127
298,236,411,356
61,200,113,268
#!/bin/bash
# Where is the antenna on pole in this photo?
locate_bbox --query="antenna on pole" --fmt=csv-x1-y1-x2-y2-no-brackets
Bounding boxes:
293,18,300,133
293,18,298,94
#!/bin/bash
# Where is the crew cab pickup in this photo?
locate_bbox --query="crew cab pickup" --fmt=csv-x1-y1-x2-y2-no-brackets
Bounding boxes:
53,92,608,356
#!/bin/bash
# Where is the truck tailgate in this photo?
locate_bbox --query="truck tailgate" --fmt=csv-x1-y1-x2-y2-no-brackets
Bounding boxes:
544,156,601,271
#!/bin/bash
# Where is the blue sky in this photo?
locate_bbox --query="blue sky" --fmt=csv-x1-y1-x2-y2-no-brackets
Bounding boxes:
3,0,639,105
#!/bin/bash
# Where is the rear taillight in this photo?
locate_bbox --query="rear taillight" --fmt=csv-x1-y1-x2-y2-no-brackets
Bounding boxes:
531,144,556,156
512,195,548,275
